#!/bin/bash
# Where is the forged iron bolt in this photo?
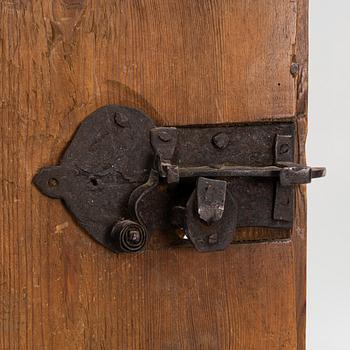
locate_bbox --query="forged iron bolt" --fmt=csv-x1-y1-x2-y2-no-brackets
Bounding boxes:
290,62,299,77
33,103,326,255
279,143,290,155
212,132,229,150
158,130,172,142
114,112,129,127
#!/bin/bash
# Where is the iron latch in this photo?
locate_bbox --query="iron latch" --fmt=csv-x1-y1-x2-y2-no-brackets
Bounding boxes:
33,105,325,253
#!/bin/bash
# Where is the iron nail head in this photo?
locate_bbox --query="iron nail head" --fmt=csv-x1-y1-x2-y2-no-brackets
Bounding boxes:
212,132,229,149
158,131,172,142
114,112,129,127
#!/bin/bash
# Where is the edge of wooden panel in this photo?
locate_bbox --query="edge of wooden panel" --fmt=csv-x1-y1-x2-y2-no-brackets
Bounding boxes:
294,0,309,349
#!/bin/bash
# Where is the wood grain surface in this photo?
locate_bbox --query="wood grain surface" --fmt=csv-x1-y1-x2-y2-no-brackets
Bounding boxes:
0,1,308,349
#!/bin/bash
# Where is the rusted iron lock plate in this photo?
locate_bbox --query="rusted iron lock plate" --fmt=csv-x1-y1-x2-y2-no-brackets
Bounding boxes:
33,105,325,253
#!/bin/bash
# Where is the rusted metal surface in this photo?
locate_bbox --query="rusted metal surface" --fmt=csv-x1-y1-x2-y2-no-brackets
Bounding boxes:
185,178,238,252
33,105,325,253
34,105,155,253
197,177,227,224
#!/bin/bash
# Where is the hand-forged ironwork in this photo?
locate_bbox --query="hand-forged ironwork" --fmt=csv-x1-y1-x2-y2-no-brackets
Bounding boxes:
33,105,325,253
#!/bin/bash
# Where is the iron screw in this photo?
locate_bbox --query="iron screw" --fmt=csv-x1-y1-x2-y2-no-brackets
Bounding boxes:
279,143,290,155
114,112,129,127
290,63,299,77
212,132,229,149
158,131,172,142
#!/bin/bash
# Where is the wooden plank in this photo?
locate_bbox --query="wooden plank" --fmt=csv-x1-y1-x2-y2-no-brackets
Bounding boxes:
0,0,306,349
293,0,309,349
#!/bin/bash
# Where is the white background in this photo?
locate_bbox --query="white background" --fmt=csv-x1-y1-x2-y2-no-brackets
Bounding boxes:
308,1,350,349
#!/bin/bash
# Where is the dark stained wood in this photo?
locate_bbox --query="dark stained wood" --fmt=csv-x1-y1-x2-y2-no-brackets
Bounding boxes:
0,1,307,349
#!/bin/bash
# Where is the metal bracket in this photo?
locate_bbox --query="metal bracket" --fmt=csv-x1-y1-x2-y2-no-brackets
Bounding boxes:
33,105,325,253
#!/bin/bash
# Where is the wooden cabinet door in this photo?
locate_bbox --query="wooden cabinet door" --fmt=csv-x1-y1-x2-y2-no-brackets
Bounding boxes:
1,1,308,349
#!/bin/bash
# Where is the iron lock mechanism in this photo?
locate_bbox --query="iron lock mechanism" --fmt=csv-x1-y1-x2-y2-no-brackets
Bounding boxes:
33,105,325,253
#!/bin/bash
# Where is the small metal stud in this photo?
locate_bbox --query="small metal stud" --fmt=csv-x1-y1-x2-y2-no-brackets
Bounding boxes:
212,132,229,149
290,62,299,77
158,131,172,142
114,112,129,127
